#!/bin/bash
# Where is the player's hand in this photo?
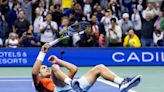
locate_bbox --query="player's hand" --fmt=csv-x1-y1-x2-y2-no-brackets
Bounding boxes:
48,55,58,64
41,43,49,53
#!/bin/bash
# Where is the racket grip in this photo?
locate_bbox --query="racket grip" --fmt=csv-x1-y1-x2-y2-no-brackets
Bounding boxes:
48,39,60,47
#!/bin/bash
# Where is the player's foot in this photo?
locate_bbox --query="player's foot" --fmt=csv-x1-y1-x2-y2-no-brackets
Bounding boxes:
119,75,141,92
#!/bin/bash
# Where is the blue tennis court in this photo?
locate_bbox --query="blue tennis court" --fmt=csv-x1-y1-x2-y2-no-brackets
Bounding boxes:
0,76,136,92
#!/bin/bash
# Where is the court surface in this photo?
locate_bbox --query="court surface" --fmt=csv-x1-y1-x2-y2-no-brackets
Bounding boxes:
0,66,164,92
0,76,137,92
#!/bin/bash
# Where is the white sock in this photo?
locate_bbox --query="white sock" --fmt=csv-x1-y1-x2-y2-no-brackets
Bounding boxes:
64,77,72,85
114,76,124,84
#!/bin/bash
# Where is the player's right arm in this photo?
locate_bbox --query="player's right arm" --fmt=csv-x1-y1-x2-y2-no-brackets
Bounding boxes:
48,55,78,79
32,44,49,85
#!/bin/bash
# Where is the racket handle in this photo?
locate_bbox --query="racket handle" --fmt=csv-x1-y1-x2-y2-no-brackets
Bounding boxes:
48,36,69,47
48,39,60,47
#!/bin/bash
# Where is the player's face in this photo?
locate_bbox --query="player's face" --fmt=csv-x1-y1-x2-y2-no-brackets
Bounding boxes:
40,65,51,77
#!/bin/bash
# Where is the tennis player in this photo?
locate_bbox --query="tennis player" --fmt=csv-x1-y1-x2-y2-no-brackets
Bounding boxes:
32,44,55,92
49,55,141,92
32,43,141,92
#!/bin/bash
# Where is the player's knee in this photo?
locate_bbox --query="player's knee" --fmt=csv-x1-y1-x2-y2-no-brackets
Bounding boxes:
71,66,78,73
96,64,105,71
52,64,60,71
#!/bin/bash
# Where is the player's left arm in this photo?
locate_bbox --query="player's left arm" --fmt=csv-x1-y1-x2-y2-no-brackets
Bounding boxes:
32,44,49,85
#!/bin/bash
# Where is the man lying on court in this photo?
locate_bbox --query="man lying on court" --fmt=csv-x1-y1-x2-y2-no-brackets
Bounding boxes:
32,44,141,92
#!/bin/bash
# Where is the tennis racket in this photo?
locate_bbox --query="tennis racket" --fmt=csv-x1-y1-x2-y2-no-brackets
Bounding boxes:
48,21,91,47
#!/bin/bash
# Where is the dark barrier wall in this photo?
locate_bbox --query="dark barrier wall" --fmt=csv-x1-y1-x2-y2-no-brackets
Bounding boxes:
0,48,164,66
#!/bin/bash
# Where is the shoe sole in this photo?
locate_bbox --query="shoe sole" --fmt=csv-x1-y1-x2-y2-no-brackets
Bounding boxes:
121,75,141,92
125,75,141,91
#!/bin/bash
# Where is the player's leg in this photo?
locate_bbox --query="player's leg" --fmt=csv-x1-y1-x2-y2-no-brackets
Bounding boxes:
82,64,122,85
72,64,122,91
73,64,141,92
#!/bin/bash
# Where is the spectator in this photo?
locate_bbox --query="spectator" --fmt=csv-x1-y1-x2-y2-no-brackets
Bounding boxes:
160,17,164,31
77,20,93,47
99,34,105,47
122,0,131,13
72,3,83,21
0,0,17,16
100,0,108,9
5,32,20,48
69,9,77,24
101,9,118,33
20,31,41,47
13,10,32,38
33,0,48,19
83,0,92,16
131,8,142,39
50,4,64,26
139,10,157,47
91,15,100,47
18,0,37,24
155,2,161,12
129,0,138,17
53,0,62,5
6,3,18,32
119,13,133,41
107,18,122,47
0,0,163,48
33,7,43,41
0,12,9,42
142,2,157,19
40,13,58,45
154,11,163,30
94,5,104,22
153,27,164,47
78,28,93,47
45,0,50,10
62,0,73,16
137,0,144,11
59,16,73,47
108,0,120,19
123,29,141,48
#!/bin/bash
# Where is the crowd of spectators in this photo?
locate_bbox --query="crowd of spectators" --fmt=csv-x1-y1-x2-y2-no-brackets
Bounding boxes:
0,0,164,48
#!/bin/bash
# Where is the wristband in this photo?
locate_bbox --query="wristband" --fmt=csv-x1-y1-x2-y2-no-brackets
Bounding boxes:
37,51,46,62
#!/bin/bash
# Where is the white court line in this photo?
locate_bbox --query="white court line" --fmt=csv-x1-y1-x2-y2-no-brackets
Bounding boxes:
0,76,31,78
0,76,31,82
97,79,137,92
0,80,31,82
